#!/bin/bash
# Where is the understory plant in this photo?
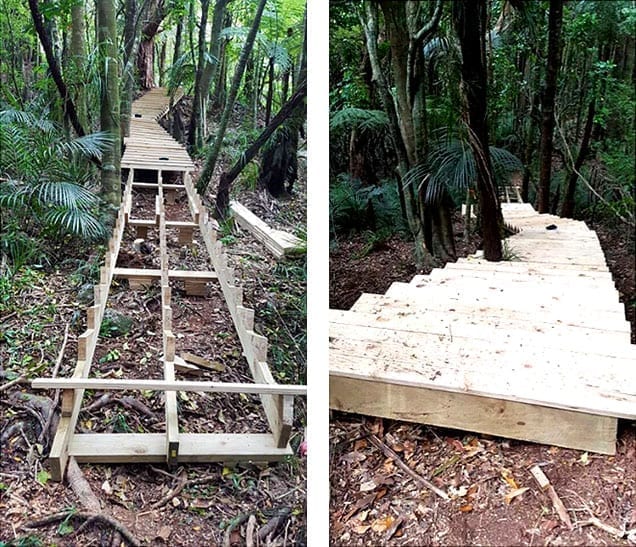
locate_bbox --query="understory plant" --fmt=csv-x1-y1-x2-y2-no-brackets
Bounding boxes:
0,108,111,273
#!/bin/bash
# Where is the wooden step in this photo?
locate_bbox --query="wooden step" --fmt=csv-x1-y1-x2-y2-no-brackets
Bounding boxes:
330,307,633,359
443,262,612,280
454,258,609,273
386,280,624,317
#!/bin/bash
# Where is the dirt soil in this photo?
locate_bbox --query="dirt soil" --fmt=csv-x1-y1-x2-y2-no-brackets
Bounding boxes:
329,216,636,546
0,106,307,546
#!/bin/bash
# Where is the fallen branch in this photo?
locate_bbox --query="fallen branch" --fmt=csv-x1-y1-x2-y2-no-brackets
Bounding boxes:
151,470,217,509
0,373,28,392
39,323,70,444
23,510,140,547
367,433,449,500
530,465,573,530
578,517,636,540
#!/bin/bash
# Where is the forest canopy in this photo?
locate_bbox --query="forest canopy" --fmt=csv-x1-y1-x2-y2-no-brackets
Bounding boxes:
329,0,635,266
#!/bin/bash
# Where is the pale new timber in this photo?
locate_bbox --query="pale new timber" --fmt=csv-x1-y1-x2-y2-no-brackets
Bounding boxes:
330,202,635,454
33,89,305,478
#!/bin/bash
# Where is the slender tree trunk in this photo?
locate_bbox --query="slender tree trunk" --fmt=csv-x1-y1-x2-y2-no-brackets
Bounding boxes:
187,0,211,151
121,0,139,137
453,0,503,261
560,98,595,218
70,3,87,129
214,82,307,218
265,56,275,125
27,0,86,137
537,0,563,213
97,0,121,207
197,0,268,194
213,13,231,108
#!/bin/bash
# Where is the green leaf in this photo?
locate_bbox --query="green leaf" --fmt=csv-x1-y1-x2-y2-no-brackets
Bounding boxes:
36,469,51,485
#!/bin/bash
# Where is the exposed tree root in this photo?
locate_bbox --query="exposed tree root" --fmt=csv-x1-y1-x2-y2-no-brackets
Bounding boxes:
22,510,140,547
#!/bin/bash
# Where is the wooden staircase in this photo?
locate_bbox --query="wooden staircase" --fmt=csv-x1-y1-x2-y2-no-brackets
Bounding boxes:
329,203,635,454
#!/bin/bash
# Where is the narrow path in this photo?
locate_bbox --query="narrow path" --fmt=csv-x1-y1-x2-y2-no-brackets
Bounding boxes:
329,203,636,454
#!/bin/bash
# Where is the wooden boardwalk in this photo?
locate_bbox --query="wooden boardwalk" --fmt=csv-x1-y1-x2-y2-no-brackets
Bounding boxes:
33,88,306,480
330,203,636,454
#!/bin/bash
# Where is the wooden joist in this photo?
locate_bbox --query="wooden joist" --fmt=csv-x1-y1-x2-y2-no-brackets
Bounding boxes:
32,378,308,396
113,268,217,282
230,200,303,259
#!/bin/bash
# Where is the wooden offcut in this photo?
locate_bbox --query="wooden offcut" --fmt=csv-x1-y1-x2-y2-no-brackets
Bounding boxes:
230,200,303,258
32,89,305,480
330,202,635,454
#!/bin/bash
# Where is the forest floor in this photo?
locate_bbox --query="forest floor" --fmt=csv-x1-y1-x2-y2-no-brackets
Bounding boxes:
0,106,307,546
329,213,636,546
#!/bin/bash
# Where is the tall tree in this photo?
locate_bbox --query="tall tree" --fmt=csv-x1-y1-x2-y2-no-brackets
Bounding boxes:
453,0,503,261
537,0,563,213
97,0,121,206
197,0,268,194
27,0,86,137
137,0,167,89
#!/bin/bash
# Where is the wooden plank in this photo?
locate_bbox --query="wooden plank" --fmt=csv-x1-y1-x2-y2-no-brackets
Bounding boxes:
113,267,217,281
385,282,628,322
329,322,636,418
330,376,618,454
230,200,303,258
68,433,292,462
32,377,308,396
330,307,632,357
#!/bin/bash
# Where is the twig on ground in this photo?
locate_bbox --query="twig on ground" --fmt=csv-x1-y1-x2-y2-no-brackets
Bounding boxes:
0,374,28,392
223,513,251,547
23,510,140,547
151,468,217,510
367,433,449,500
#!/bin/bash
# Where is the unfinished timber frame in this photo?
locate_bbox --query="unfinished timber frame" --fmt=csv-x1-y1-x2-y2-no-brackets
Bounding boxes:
32,89,306,481
330,202,636,455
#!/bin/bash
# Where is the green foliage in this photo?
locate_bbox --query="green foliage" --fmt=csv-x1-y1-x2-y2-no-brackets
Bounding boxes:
0,537,44,547
329,174,407,238
0,108,110,271
329,108,389,134
421,137,523,206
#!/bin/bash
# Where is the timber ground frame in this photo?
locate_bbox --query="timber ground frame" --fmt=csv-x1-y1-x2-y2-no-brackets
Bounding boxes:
32,88,306,481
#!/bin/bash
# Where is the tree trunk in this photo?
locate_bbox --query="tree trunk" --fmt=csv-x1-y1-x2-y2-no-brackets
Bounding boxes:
453,0,503,261
560,98,595,218
69,3,87,129
537,0,563,213
27,0,86,138
197,0,268,194
187,0,211,151
137,0,166,90
214,82,307,218
121,0,140,138
265,56,275,125
189,0,228,150
97,0,121,207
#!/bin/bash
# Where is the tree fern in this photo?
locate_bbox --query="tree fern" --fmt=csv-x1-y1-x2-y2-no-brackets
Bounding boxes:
329,107,389,134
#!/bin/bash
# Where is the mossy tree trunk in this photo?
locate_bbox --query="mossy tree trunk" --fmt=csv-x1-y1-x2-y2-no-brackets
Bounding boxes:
97,0,121,207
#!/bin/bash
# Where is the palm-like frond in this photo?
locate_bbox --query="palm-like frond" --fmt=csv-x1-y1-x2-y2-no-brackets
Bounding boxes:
56,131,112,160
329,108,389,134
42,207,107,241
424,139,522,205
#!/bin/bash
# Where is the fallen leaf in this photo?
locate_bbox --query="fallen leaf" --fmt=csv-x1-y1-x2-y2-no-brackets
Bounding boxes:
448,485,468,498
359,479,377,492
101,480,113,495
356,510,369,522
579,452,590,466
501,468,519,489
353,439,368,451
156,525,172,541
371,515,395,532
341,451,366,464
354,524,371,535
504,487,529,504
459,503,473,512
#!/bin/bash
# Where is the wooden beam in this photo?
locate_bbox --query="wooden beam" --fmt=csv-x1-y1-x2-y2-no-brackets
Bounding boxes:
113,268,217,282
31,378,307,396
68,433,292,462
330,375,618,454
230,201,303,258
